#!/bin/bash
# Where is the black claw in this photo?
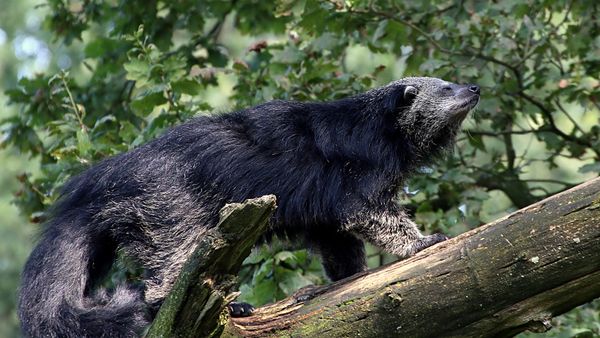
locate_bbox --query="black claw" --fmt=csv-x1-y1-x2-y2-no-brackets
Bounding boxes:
295,294,313,303
228,301,255,317
430,233,449,243
293,284,320,303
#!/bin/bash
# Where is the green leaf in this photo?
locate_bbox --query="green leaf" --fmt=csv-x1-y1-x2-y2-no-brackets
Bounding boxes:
85,38,119,58
272,45,304,64
274,251,297,267
131,92,167,116
373,20,389,42
171,79,203,96
252,258,274,283
119,121,140,144
311,33,339,51
275,268,314,295
578,162,600,174
243,246,270,265
419,59,448,73
76,129,91,156
239,279,278,306
124,59,150,82
467,133,486,152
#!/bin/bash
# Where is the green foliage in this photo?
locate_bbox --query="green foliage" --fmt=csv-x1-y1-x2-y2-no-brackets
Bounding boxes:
4,0,599,225
0,149,35,338
238,241,326,307
1,0,599,336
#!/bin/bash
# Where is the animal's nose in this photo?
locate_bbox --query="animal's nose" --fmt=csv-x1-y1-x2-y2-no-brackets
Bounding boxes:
468,85,480,95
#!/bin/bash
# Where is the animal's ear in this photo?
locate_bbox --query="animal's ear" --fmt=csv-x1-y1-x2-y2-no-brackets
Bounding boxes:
404,86,418,101
385,85,418,112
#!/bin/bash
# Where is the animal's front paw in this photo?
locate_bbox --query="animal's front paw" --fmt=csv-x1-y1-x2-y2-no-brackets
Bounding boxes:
414,233,449,252
426,233,449,244
228,301,255,317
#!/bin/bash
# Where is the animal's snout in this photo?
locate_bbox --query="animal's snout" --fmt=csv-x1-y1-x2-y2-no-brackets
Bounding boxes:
468,85,480,95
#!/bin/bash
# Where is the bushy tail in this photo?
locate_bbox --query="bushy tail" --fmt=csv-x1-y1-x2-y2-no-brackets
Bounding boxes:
18,221,149,337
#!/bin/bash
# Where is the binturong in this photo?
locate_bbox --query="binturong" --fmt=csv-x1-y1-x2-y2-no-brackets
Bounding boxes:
18,77,480,337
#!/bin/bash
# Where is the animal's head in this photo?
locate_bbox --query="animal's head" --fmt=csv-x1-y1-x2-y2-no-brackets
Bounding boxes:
377,77,480,159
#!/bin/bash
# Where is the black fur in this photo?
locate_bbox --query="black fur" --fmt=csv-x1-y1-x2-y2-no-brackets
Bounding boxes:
18,77,479,337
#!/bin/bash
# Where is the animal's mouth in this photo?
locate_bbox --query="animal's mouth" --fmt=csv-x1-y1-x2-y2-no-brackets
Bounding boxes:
451,95,479,121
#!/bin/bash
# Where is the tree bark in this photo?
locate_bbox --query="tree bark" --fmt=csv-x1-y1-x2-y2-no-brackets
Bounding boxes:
221,178,600,337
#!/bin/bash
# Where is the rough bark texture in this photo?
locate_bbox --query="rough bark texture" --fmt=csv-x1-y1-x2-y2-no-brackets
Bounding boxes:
220,178,600,337
146,195,277,338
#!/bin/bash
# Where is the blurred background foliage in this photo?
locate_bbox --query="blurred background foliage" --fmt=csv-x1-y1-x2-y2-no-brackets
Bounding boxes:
0,0,598,336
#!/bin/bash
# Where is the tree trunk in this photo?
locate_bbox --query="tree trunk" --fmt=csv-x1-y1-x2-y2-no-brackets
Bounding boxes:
221,178,600,337
146,195,277,338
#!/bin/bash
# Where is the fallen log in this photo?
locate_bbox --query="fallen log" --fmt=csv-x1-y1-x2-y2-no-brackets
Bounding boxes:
221,178,600,337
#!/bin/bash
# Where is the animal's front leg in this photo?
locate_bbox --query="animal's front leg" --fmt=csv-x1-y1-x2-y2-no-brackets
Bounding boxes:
343,204,448,258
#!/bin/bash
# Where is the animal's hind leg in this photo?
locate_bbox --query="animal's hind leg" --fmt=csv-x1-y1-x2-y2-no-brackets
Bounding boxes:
307,228,367,282
119,228,207,310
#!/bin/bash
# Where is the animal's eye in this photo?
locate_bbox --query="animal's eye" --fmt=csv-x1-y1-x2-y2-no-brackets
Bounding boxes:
443,86,452,92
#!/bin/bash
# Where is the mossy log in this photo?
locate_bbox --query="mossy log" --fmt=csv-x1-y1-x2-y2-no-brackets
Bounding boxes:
221,178,600,337
146,195,277,338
